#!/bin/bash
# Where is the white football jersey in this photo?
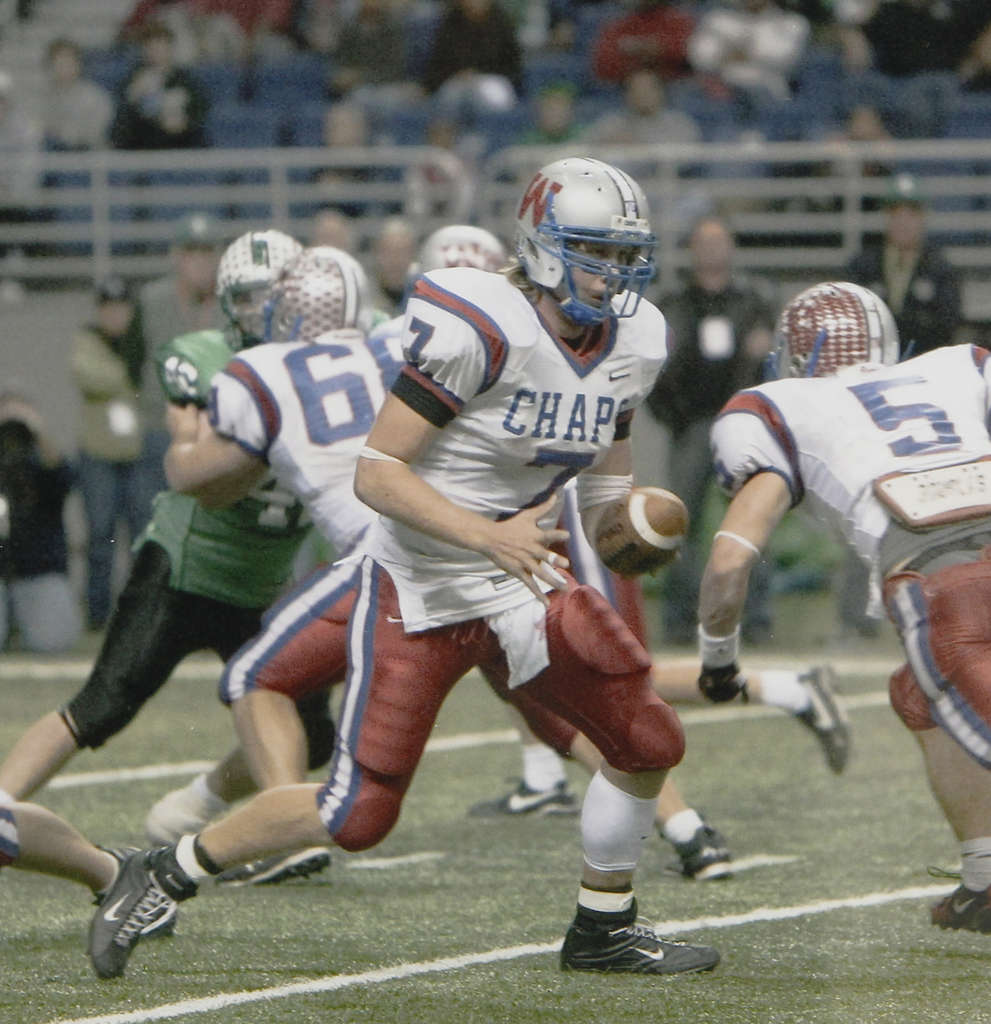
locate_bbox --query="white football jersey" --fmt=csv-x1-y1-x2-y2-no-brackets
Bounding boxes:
210,328,404,555
367,266,668,630
712,345,991,565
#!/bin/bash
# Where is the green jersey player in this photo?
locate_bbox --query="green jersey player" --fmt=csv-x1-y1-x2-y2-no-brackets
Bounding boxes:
0,231,336,884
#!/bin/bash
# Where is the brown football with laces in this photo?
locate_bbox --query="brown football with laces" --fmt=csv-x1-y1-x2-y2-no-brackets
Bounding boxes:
595,487,688,578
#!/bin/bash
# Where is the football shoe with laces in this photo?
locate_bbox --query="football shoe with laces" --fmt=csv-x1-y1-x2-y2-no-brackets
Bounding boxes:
561,902,720,975
96,847,177,939
213,846,331,887
931,882,991,933
667,822,733,881
468,780,579,818
88,847,198,979
794,665,850,773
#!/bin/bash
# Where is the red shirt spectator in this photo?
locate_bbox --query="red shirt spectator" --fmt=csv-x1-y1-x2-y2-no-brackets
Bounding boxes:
592,0,696,86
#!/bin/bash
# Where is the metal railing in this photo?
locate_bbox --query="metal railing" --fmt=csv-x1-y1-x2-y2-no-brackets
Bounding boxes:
2,138,990,317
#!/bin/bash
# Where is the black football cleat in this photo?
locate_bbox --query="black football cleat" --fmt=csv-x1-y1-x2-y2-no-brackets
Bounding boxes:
795,665,851,773
668,822,733,881
931,883,991,933
561,902,720,975
88,847,197,979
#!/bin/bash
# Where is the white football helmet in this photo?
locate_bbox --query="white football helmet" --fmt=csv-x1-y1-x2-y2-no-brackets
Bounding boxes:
774,281,900,379
417,224,507,274
217,229,302,347
267,246,371,342
515,156,656,325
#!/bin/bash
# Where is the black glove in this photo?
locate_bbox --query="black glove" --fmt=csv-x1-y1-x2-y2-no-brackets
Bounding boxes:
698,662,747,703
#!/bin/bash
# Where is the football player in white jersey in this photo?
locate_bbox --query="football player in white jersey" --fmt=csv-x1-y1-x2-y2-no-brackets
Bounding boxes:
90,158,721,980
695,280,991,934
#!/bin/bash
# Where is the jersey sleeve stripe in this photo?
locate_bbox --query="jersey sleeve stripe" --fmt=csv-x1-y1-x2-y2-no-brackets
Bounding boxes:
221,359,282,450
392,367,459,428
720,390,804,504
412,277,508,394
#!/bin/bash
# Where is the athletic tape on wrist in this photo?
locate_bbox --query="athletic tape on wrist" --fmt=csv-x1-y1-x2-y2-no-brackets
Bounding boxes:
698,623,740,668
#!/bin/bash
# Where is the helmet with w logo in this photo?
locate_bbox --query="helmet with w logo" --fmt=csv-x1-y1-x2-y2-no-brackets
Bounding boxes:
515,156,656,325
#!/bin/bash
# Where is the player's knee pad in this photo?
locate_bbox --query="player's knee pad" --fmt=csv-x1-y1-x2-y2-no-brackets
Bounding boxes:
330,768,407,853
889,663,935,732
580,770,657,873
606,700,685,773
297,691,336,771
557,585,652,676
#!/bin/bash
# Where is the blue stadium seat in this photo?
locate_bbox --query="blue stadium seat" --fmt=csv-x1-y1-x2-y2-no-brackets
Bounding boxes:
83,46,136,95
523,51,586,99
247,54,329,108
946,93,991,139
206,103,281,148
375,105,432,146
286,101,328,147
190,62,246,106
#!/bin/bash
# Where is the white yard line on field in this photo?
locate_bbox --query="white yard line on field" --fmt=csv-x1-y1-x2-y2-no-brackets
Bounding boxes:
46,883,951,1024
43,692,891,791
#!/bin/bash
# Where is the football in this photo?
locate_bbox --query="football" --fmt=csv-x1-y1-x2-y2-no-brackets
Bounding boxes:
594,486,688,578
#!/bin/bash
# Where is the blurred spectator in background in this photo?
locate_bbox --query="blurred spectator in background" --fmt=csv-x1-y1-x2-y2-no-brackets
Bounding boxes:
584,68,701,145
421,0,524,120
329,0,418,106
846,173,962,359
71,276,146,631
111,21,209,150
837,0,991,135
0,390,81,652
366,215,418,316
646,214,776,646
40,38,113,151
121,0,295,61
688,0,810,114
313,102,386,219
516,81,584,147
591,0,696,87
134,211,225,533
0,67,41,298
309,206,356,250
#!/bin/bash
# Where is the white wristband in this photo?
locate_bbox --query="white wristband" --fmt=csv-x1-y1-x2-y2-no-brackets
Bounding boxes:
698,624,740,668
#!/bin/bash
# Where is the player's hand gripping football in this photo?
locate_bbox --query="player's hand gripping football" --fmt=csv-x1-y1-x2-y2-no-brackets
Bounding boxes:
481,495,570,606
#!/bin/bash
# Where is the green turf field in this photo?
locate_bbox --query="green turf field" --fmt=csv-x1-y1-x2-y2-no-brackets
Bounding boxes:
0,613,986,1024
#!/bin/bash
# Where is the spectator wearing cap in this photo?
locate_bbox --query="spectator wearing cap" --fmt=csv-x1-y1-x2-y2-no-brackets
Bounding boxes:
110,20,209,150
133,212,226,535
71,276,147,629
0,388,81,652
846,173,963,359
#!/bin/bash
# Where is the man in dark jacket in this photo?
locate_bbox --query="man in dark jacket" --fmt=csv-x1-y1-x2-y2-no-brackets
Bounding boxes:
846,173,962,360
647,215,776,645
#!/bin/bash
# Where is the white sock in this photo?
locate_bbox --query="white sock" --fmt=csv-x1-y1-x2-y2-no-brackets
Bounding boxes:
581,770,657,872
191,773,231,813
577,885,634,915
663,808,705,845
522,744,567,792
757,670,809,714
175,834,216,882
961,838,991,891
